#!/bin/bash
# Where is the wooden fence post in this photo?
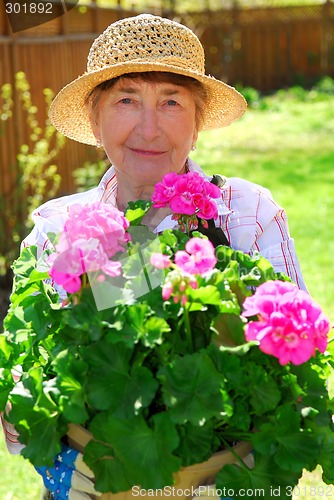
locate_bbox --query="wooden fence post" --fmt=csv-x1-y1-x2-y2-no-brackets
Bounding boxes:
230,0,241,85
321,0,332,76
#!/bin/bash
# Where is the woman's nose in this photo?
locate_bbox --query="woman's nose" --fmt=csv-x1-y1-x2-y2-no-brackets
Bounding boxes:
136,107,160,142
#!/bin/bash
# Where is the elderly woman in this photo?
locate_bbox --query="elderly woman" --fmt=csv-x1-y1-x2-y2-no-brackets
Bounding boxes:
2,13,307,500
23,14,306,290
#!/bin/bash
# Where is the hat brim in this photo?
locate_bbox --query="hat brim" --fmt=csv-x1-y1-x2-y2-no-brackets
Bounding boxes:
49,61,247,146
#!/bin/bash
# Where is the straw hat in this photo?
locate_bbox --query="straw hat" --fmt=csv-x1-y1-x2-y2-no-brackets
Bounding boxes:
49,14,247,145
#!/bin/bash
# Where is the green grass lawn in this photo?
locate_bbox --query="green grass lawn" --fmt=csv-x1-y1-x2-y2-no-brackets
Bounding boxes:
193,93,334,322
1,89,333,499
0,438,41,499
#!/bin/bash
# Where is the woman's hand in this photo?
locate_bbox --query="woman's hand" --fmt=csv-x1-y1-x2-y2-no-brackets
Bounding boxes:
35,444,101,499
141,205,173,231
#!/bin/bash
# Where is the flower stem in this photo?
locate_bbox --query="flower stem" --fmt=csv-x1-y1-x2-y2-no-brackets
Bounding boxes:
138,247,153,293
183,304,194,352
219,437,250,470
82,273,88,288
185,218,190,235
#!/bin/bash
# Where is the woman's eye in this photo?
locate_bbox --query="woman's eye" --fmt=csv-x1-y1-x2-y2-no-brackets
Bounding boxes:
120,97,132,104
167,99,178,106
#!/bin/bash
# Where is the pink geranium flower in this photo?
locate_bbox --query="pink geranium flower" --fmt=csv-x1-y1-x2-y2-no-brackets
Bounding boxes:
152,171,221,223
49,268,82,294
193,195,218,220
169,176,199,215
203,182,221,199
151,172,179,208
48,203,129,293
161,272,198,305
150,253,172,269
56,203,130,258
48,239,123,293
243,281,330,365
150,237,214,305
175,237,217,275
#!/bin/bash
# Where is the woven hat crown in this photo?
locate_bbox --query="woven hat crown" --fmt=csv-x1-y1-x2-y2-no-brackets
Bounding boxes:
49,13,247,145
87,14,205,75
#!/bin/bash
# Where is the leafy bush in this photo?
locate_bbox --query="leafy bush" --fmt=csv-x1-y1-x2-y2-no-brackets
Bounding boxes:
236,85,269,110
313,76,334,95
0,72,65,282
235,76,334,115
73,157,109,192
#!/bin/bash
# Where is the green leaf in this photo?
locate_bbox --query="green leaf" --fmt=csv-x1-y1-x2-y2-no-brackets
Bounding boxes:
124,303,152,332
213,313,247,346
84,438,130,493
4,304,31,336
276,431,321,473
216,452,299,498
140,316,170,347
215,247,280,286
106,322,139,348
125,199,152,226
4,288,56,343
231,400,252,432
0,334,13,361
0,368,14,410
187,285,224,306
253,406,320,473
105,305,170,348
176,421,215,466
82,341,157,416
7,283,39,308
315,426,334,483
158,229,179,249
46,231,59,247
52,350,89,424
158,351,229,424
120,241,166,301
60,297,103,343
23,295,53,341
8,368,65,466
11,246,49,290
248,363,281,415
291,362,329,419
157,228,189,255
86,412,181,493
207,343,244,384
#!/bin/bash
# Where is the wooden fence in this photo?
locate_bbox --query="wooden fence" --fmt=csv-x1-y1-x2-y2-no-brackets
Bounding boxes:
1,1,334,200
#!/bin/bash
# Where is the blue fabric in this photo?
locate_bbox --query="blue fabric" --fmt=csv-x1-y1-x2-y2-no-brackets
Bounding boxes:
35,444,79,499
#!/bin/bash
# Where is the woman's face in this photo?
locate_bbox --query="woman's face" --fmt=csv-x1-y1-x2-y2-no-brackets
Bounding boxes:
91,77,198,184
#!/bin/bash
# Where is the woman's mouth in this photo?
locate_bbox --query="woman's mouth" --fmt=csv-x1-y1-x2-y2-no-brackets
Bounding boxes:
130,148,166,157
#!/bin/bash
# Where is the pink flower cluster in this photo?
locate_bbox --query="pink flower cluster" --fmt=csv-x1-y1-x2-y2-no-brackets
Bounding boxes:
150,237,217,304
243,281,330,365
174,238,217,275
152,171,221,221
161,272,198,306
48,203,130,294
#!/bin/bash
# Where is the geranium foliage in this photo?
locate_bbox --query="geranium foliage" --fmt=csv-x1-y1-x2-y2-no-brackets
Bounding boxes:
0,176,333,497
